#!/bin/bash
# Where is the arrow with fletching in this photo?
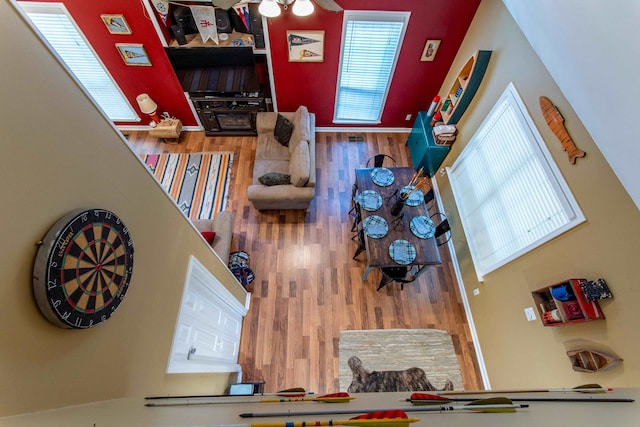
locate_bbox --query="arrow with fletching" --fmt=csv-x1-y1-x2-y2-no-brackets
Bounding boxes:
239,397,528,418
215,410,419,427
145,387,309,401
258,392,354,403
406,392,634,404
145,392,353,407
435,383,612,396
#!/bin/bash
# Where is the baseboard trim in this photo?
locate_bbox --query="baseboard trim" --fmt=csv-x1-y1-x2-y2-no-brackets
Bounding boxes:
431,178,491,390
316,127,412,133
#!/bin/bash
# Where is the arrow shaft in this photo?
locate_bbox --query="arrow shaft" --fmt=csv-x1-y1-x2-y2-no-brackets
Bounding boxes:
211,419,420,427
240,404,527,418
439,387,610,395
145,388,309,400
415,397,633,404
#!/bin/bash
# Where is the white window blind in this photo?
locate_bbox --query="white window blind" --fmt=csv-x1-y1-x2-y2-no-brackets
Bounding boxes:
448,83,584,280
334,11,409,124
17,2,138,121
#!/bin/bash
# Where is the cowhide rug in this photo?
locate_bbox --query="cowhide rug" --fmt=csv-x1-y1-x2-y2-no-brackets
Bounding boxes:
347,356,454,393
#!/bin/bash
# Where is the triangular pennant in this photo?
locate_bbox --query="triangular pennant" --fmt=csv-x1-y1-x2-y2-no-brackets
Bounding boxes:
189,5,218,44
299,49,320,59
151,0,169,24
288,33,321,49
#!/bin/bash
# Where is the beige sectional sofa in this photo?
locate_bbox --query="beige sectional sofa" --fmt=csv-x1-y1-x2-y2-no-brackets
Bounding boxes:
193,211,234,264
247,106,316,210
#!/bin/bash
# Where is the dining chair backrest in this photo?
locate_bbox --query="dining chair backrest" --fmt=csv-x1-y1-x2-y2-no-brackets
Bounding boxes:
377,264,428,291
424,188,435,208
430,212,451,246
352,224,366,260
366,154,397,168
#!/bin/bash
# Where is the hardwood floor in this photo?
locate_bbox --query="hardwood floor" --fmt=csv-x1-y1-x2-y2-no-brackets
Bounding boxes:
124,129,484,393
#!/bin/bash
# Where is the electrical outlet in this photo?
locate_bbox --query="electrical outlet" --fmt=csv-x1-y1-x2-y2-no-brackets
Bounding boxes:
472,288,480,296
524,307,537,321
405,114,412,121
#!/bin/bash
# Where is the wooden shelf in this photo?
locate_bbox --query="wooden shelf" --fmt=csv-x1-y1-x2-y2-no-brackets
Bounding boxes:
532,279,605,327
439,50,492,125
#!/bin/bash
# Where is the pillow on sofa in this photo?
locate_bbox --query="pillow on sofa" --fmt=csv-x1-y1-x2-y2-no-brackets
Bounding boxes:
259,172,291,186
274,114,293,146
200,231,216,244
289,140,310,187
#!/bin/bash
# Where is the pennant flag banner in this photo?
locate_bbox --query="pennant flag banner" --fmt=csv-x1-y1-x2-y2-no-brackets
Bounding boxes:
190,5,218,44
288,33,322,50
151,0,169,24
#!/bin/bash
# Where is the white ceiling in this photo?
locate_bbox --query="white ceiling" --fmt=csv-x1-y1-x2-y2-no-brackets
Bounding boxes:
502,0,640,210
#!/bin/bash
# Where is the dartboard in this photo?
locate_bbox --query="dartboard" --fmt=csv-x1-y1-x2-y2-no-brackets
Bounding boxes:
33,209,134,329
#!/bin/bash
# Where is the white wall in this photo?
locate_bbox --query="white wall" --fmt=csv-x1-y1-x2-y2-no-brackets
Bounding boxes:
502,0,640,209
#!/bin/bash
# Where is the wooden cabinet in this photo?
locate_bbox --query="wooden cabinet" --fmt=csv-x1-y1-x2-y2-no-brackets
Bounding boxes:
407,111,451,177
532,279,605,327
440,50,492,125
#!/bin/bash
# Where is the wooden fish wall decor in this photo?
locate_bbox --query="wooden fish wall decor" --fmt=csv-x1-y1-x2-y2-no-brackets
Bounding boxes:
539,96,586,164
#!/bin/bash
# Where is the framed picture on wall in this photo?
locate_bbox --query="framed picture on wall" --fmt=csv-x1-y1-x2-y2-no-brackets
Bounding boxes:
101,14,132,35
287,30,325,62
421,39,441,62
116,43,151,66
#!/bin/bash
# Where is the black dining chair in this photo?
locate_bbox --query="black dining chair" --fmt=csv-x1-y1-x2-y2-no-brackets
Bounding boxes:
352,224,366,259
430,212,451,246
377,264,429,291
423,188,435,209
366,154,397,168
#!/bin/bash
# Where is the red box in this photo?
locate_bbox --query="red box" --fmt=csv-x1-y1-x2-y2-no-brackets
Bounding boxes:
569,279,605,320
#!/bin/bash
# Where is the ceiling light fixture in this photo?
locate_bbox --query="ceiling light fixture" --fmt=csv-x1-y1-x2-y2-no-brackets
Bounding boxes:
291,0,314,17
259,0,315,17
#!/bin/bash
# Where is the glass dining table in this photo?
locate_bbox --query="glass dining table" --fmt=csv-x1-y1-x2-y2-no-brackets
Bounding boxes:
354,167,442,280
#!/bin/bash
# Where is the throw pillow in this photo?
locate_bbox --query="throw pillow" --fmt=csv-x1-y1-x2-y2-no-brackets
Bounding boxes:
258,172,291,186
200,231,216,244
274,114,293,146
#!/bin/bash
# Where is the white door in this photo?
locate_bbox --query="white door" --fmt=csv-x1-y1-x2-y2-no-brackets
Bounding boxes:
168,256,248,373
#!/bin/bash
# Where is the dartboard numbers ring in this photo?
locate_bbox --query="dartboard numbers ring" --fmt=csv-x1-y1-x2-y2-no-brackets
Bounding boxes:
33,209,134,329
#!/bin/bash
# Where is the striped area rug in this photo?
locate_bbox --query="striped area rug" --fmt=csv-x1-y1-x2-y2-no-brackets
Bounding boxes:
140,152,233,220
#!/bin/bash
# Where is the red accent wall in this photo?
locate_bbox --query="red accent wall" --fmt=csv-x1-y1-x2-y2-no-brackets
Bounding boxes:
20,0,480,129
266,0,481,127
20,0,196,126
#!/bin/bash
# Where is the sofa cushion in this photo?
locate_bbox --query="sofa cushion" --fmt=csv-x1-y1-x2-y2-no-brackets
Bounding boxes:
274,113,293,146
258,172,291,186
289,140,310,187
256,133,290,161
253,159,290,185
288,106,310,154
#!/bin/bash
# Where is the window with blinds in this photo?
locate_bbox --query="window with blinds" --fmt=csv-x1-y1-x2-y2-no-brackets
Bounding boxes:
334,11,409,124
17,2,138,121
448,83,584,280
